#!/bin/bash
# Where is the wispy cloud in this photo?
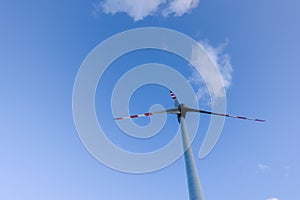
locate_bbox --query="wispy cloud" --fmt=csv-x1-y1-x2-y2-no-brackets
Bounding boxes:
95,0,200,21
163,0,200,16
283,165,291,177
189,40,233,105
266,198,279,200
258,163,271,171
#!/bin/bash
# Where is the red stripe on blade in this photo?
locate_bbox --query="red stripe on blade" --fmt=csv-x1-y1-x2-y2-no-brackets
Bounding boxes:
130,115,138,118
144,113,152,116
220,114,229,117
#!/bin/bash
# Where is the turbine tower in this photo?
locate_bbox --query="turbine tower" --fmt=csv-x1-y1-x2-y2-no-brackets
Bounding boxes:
114,90,265,200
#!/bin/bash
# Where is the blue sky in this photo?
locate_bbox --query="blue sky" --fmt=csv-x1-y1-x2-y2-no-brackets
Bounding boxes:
1,0,300,200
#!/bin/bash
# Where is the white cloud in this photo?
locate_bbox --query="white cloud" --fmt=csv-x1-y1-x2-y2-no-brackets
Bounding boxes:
266,198,279,200
258,163,271,171
189,40,233,104
97,0,200,21
164,0,200,16
101,0,165,21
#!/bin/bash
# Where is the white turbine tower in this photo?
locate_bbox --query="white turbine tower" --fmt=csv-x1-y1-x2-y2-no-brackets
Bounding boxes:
114,90,265,200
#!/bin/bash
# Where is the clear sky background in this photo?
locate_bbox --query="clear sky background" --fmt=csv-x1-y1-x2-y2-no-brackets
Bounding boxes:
1,0,299,200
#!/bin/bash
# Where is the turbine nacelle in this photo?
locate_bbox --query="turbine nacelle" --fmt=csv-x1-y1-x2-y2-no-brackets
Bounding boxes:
177,103,188,122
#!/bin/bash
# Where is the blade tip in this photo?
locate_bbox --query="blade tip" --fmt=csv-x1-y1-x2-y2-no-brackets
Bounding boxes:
257,119,266,122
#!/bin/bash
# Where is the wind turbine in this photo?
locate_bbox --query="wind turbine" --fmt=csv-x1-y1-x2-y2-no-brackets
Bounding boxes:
114,90,265,200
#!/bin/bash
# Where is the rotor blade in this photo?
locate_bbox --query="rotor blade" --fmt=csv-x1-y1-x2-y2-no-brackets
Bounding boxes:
187,108,265,122
114,108,180,120
170,90,180,107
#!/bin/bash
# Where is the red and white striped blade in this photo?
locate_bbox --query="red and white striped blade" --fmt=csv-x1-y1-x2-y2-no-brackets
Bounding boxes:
187,108,265,122
114,108,180,120
170,90,180,107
